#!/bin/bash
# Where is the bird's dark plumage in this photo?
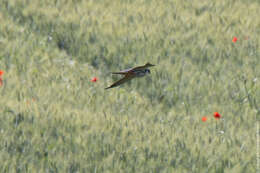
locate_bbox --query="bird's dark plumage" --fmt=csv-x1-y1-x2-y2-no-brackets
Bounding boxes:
105,62,155,89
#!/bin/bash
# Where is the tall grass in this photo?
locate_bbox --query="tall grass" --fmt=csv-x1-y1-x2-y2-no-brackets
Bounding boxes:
0,0,259,172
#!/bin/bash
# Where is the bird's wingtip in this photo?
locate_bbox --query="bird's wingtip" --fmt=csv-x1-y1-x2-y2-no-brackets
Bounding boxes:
105,86,111,90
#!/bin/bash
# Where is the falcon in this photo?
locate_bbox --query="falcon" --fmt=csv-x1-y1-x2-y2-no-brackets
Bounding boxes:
105,62,155,89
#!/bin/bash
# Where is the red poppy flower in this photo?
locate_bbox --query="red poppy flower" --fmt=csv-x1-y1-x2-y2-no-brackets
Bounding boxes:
202,116,207,122
214,112,221,119
232,37,238,43
0,70,4,76
91,77,97,82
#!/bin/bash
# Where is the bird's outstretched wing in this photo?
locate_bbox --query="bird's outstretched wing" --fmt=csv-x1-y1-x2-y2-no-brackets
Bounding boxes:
130,62,155,71
112,63,155,74
111,68,134,75
105,74,135,89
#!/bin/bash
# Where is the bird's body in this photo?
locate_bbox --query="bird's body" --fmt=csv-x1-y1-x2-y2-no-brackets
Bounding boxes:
105,63,155,89
132,69,151,77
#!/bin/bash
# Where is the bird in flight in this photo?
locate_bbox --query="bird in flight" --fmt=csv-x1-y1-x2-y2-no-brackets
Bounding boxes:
105,62,155,89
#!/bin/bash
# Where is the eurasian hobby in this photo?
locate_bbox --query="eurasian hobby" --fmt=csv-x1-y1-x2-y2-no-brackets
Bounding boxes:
105,62,155,89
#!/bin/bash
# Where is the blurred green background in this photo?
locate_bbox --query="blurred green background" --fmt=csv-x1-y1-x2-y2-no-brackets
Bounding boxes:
0,0,259,172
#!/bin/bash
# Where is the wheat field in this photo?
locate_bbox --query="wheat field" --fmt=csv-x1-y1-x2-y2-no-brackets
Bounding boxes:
0,0,259,172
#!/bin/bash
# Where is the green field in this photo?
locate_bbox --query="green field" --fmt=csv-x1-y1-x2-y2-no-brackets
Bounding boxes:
0,0,259,172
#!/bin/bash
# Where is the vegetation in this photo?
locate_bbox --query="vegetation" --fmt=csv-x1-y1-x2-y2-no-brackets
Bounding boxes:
0,0,259,172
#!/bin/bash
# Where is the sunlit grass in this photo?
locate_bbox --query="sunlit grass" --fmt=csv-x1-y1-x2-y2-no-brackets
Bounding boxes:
0,0,259,172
